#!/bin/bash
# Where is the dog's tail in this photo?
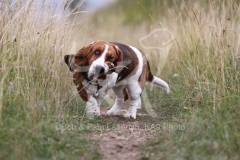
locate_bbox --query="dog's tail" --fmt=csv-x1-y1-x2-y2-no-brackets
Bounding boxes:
146,62,170,93
150,76,170,93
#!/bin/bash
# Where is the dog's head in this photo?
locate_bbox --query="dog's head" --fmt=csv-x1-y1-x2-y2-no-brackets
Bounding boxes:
64,40,123,80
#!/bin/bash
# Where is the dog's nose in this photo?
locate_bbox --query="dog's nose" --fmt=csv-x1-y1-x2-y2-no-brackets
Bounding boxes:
95,66,105,74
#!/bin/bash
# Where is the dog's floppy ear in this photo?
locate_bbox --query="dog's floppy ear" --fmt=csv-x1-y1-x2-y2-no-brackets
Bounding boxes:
64,54,75,71
64,43,94,72
74,44,94,73
74,45,90,67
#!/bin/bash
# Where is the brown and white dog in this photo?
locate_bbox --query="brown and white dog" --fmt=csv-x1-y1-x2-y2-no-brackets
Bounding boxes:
64,40,170,119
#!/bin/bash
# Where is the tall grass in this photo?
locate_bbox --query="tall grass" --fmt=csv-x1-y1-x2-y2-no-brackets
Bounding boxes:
0,0,86,121
0,1,100,159
139,0,240,158
171,0,240,109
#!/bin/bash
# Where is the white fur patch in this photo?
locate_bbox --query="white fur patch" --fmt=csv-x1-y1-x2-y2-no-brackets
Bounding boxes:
86,96,100,119
97,72,118,97
152,76,170,93
88,44,109,78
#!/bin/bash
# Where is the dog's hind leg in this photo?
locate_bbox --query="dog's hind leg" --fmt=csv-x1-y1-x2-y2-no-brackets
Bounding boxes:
124,83,142,119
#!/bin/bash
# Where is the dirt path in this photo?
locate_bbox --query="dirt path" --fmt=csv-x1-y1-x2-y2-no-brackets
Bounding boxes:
85,108,159,160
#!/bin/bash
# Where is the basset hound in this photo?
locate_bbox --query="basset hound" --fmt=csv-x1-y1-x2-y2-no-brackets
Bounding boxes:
64,40,170,119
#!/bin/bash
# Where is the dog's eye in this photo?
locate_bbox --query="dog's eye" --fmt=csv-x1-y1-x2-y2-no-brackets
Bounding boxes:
94,50,100,55
107,56,114,60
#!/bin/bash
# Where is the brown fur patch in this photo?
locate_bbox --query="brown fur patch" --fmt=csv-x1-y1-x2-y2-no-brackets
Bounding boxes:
110,42,139,83
123,87,129,101
97,74,107,80
146,61,154,82
73,71,89,101
74,44,93,67
138,50,154,90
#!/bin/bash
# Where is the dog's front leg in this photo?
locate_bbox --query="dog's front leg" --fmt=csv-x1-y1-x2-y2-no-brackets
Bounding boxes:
106,86,125,116
94,96,104,108
85,96,100,118
75,82,100,118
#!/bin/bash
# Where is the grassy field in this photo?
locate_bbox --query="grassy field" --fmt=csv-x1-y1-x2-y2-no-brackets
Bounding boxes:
0,0,240,159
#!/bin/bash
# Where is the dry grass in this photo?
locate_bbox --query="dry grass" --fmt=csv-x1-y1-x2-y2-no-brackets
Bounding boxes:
0,1,100,159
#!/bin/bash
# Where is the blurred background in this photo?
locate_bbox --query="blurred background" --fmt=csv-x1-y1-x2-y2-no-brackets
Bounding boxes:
64,0,177,76
66,0,172,43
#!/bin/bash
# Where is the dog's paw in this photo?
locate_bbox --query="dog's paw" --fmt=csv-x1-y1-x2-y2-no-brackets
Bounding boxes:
106,105,121,116
124,99,139,119
86,106,100,119
124,109,137,119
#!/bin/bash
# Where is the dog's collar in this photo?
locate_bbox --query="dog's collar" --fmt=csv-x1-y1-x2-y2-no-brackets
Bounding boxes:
88,80,102,93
